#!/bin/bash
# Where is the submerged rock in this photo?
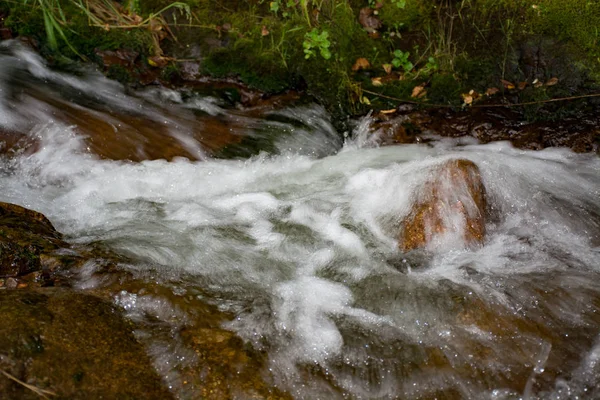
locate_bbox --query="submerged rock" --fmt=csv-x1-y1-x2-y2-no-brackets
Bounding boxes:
0,288,172,399
399,159,487,251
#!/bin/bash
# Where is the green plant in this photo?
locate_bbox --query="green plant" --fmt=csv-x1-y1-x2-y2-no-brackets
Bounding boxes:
24,0,81,55
303,28,331,60
390,0,406,9
391,49,413,72
267,0,320,26
424,56,438,73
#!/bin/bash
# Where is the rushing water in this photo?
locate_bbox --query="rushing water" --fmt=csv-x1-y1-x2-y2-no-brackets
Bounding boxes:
1,41,600,399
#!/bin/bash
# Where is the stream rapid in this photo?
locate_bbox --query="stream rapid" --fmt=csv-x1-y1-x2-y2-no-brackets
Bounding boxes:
1,41,600,399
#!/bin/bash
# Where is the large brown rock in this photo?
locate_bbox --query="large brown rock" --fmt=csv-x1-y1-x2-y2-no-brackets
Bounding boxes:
399,159,486,251
0,202,67,281
0,288,173,399
0,202,122,288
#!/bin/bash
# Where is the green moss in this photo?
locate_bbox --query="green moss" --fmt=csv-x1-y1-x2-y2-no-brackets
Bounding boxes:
428,73,462,106
378,0,424,33
106,64,134,83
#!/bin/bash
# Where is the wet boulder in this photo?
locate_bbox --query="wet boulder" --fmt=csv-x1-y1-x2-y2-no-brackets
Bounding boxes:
0,288,173,399
399,159,486,251
0,202,68,282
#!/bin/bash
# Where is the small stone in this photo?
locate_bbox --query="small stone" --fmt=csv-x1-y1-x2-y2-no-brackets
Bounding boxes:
5,277,17,289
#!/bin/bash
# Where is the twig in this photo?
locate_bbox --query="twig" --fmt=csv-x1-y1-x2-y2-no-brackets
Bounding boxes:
0,369,56,399
361,89,600,109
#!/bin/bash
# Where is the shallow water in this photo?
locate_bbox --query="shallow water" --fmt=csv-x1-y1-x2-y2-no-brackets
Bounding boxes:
1,41,600,399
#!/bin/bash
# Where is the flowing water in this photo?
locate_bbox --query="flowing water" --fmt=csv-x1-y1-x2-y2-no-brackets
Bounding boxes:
1,41,600,399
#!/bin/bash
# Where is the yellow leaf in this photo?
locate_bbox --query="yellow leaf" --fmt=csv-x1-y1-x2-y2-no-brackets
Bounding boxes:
500,79,515,90
411,84,426,98
371,77,383,86
352,58,371,72
380,108,396,114
382,64,392,74
361,96,371,105
485,87,499,96
461,93,473,105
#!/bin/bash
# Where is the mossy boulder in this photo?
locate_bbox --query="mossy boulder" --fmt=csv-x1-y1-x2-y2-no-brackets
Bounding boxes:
0,288,172,399
0,202,68,281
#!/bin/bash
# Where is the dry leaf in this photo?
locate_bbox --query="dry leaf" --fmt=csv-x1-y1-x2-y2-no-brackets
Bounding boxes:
148,55,171,68
261,25,269,36
149,19,163,32
485,87,500,96
132,14,143,25
500,79,515,90
382,63,392,74
534,81,544,88
545,77,559,86
411,84,426,98
461,93,473,105
352,58,371,72
380,108,397,114
518,81,527,90
371,77,383,87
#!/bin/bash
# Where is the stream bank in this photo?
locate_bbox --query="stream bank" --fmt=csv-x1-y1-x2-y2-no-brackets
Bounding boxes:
1,0,599,129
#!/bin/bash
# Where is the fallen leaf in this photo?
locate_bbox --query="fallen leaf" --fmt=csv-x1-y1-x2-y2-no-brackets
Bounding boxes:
380,108,397,114
500,79,515,90
371,77,383,86
132,14,143,25
382,64,392,74
359,7,382,32
545,77,559,86
411,84,426,98
352,57,371,72
518,81,527,90
361,96,371,105
461,93,473,105
534,81,544,88
485,87,500,96
261,25,269,36
157,30,168,41
470,90,481,101
149,19,163,32
148,55,172,68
